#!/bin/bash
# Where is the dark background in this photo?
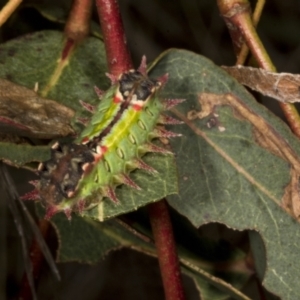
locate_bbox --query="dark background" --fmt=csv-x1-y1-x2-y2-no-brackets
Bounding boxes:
2,0,299,299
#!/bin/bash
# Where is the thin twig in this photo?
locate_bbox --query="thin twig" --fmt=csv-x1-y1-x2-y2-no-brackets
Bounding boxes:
149,200,186,300
0,0,22,27
18,220,53,300
218,0,300,138
64,0,93,43
231,12,274,70
180,257,251,300
0,163,37,300
233,11,300,137
236,0,266,65
41,0,93,97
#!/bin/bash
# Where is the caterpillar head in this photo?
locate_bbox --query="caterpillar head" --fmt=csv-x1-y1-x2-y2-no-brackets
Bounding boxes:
37,142,95,218
118,69,167,113
22,59,180,221
119,70,160,101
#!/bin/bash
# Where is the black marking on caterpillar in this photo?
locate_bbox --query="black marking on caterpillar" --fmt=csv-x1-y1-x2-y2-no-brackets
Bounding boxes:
24,58,183,219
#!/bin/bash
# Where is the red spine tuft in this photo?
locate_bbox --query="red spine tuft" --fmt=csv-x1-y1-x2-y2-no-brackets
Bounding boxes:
158,114,184,125
45,206,59,220
79,100,96,113
94,86,104,98
113,96,122,103
132,158,158,174
137,55,147,75
119,174,141,190
163,99,186,110
152,128,182,138
64,208,72,220
106,73,118,84
105,186,119,204
20,189,40,201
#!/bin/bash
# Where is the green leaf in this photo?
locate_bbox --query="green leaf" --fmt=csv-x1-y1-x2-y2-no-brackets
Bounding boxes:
0,30,108,112
0,29,107,137
46,213,152,263
1,32,260,298
83,152,178,221
150,49,300,300
0,143,50,167
41,207,251,300
0,30,108,166
0,30,177,216
182,265,250,300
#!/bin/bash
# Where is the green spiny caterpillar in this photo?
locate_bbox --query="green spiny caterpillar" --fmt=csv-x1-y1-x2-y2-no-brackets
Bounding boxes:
24,58,183,219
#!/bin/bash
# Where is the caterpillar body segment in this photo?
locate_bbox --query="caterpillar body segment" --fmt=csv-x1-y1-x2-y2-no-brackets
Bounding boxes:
27,62,183,219
78,85,121,144
55,71,166,206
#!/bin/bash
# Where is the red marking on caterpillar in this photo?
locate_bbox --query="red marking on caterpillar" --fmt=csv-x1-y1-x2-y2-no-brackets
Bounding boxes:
132,104,143,111
82,136,89,144
77,199,86,214
113,96,122,103
97,145,108,155
23,58,184,219
45,206,59,220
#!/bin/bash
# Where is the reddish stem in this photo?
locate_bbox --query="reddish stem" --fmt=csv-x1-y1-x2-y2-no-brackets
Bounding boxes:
217,0,250,56
19,1,94,298
95,0,132,75
95,1,185,298
278,103,300,138
254,275,267,300
64,0,93,43
62,0,93,61
18,220,51,300
148,200,186,300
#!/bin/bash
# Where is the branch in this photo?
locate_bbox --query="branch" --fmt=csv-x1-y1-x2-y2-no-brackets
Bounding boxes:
236,0,266,65
218,0,300,138
95,0,132,75
149,200,186,300
0,0,22,27
42,0,93,97
64,0,93,44
95,1,186,298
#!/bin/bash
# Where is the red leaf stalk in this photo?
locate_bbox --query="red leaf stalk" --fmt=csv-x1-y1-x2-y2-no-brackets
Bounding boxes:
64,0,93,43
95,0,132,75
95,1,186,298
149,200,186,300
42,0,94,96
62,0,93,61
18,220,51,300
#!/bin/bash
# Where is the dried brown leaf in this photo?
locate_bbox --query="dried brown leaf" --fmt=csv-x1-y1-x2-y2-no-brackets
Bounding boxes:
223,65,300,103
0,79,75,139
